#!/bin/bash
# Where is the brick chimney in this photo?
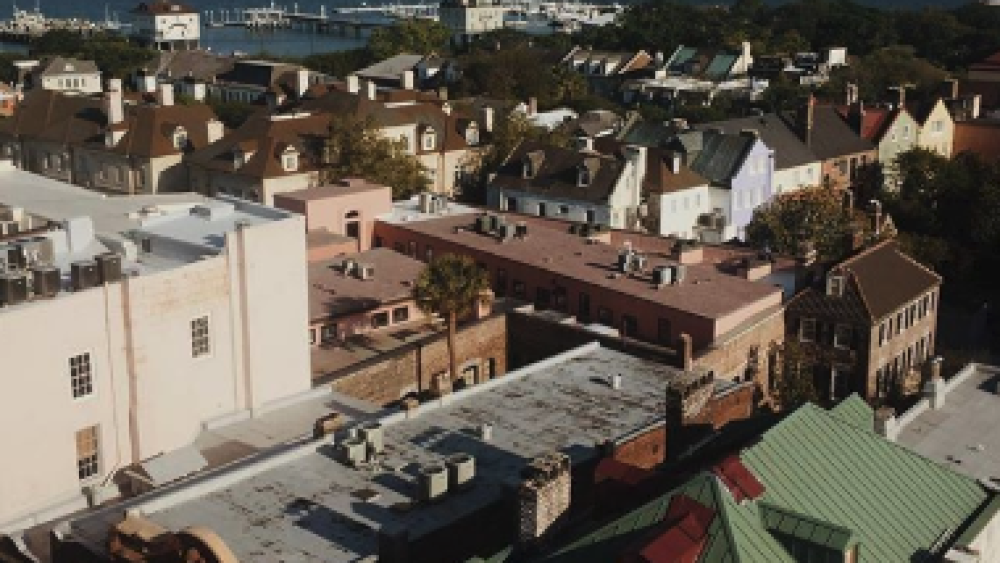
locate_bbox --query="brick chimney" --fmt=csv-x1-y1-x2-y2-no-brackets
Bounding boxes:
796,94,815,145
664,370,714,460
517,453,571,545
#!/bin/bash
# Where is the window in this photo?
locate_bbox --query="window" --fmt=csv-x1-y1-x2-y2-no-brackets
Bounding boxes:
834,325,853,350
559,205,570,215
622,315,638,338
597,307,613,327
422,128,436,151
538,202,547,217
535,287,552,309
799,318,817,343
522,160,534,179
76,426,100,481
282,153,298,172
374,236,383,248
512,280,526,299
827,275,844,296
577,165,591,187
191,316,211,358
506,197,518,212
495,269,508,296
309,329,317,345
407,241,417,257
321,324,337,342
896,312,902,335
586,209,596,223
70,353,94,398
393,306,409,323
658,318,672,345
173,127,188,150
465,124,479,146
425,246,433,261
579,292,591,322
879,323,886,346
372,311,390,329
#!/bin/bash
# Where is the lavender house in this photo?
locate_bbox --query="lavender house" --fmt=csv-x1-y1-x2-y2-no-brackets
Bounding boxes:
668,128,774,242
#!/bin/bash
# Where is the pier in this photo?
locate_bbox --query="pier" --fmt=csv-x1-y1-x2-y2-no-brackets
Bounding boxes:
0,6,124,43
203,2,438,38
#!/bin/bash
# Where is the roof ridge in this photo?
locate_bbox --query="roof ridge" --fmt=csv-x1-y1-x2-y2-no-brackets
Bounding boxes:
707,473,746,563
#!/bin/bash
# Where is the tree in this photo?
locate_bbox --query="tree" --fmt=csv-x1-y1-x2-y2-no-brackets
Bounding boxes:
412,254,490,388
206,98,259,129
30,30,155,79
745,187,874,263
321,114,429,198
368,19,451,61
301,48,373,78
770,340,820,411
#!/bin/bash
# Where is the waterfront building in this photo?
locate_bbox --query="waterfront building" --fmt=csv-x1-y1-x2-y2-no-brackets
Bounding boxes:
130,0,201,51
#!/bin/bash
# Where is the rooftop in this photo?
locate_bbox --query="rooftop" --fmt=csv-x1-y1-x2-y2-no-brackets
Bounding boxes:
308,248,425,321
69,344,694,562
897,363,1000,483
0,164,294,307
379,201,783,325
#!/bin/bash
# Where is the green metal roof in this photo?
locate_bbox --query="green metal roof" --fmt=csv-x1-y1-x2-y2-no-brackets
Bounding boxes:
541,400,990,563
827,394,874,432
744,403,988,563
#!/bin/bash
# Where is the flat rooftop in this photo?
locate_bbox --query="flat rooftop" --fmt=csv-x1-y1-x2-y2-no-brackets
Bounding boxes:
277,178,391,202
897,363,1000,483
378,201,783,323
0,164,294,311
69,344,695,562
308,247,425,321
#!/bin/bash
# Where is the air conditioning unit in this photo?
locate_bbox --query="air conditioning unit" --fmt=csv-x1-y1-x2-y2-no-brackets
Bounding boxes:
357,264,375,280
419,464,449,502
358,422,384,454
337,437,367,467
446,454,476,490
653,265,673,287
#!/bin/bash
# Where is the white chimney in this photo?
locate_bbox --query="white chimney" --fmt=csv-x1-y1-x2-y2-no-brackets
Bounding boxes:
971,94,982,119
528,97,538,117
924,356,946,409
402,69,415,90
206,119,224,144
365,79,377,101
482,106,495,133
442,102,452,116
669,152,681,174
157,82,174,107
140,73,157,94
296,68,310,97
346,74,360,94
106,78,124,125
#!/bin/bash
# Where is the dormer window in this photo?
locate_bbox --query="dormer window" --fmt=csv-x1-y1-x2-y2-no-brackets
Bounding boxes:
233,148,254,169
281,146,299,172
421,126,436,151
465,122,479,146
577,164,591,187
172,126,188,150
827,275,844,297
522,159,534,179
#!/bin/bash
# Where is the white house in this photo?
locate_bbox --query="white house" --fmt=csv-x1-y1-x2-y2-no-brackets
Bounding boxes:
0,165,310,532
439,0,506,45
20,57,102,95
130,0,200,51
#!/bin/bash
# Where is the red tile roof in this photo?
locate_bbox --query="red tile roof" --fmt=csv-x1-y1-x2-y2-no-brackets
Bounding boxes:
712,454,765,503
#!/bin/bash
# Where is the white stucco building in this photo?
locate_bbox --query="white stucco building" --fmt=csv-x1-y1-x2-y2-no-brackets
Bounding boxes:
439,0,506,45
0,165,310,532
21,57,102,95
130,0,201,51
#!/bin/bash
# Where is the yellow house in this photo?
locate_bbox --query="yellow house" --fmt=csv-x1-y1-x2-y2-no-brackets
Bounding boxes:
909,98,955,158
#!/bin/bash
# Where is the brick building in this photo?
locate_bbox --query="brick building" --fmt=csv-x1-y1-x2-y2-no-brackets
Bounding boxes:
785,240,941,401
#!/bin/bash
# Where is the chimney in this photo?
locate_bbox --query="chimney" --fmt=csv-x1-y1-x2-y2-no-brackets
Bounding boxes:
402,69,415,90
888,85,906,108
575,136,594,152
105,78,124,125
677,333,693,371
157,82,174,107
846,82,859,106
528,96,538,117
923,356,946,409
942,78,959,100
847,101,865,135
475,288,494,319
874,407,898,441
669,151,681,174
206,118,224,144
442,102,452,116
139,72,157,94
437,86,448,101
517,453,571,545
797,94,815,145
664,370,713,460
346,74,360,94
296,68,310,97
365,80,377,101
869,199,882,236
482,106,495,133
970,94,982,119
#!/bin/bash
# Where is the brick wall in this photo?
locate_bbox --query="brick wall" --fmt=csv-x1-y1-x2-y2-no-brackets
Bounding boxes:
329,314,508,406
686,384,756,429
611,425,667,469
695,307,784,388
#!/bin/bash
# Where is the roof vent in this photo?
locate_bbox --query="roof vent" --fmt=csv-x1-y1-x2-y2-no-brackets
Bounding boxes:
356,263,375,280
358,422,384,455
610,373,622,390
478,422,493,441
419,465,449,502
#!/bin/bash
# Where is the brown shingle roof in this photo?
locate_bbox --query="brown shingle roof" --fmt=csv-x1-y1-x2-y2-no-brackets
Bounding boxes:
0,89,105,145
101,103,220,158
490,139,625,204
643,147,708,194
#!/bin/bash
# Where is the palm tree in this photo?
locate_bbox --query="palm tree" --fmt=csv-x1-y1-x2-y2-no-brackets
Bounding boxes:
413,254,490,387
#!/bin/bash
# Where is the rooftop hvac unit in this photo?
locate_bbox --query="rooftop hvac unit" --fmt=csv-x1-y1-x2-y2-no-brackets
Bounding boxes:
357,264,375,280
631,253,648,272
71,260,99,292
418,192,435,214
674,264,688,284
95,253,122,284
31,265,60,299
653,266,673,287
499,224,517,240
337,437,367,467
358,422,384,455
446,454,476,490
475,215,491,234
0,272,28,306
489,214,503,232
341,258,358,276
419,464,449,502
515,222,528,238
16,237,54,266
